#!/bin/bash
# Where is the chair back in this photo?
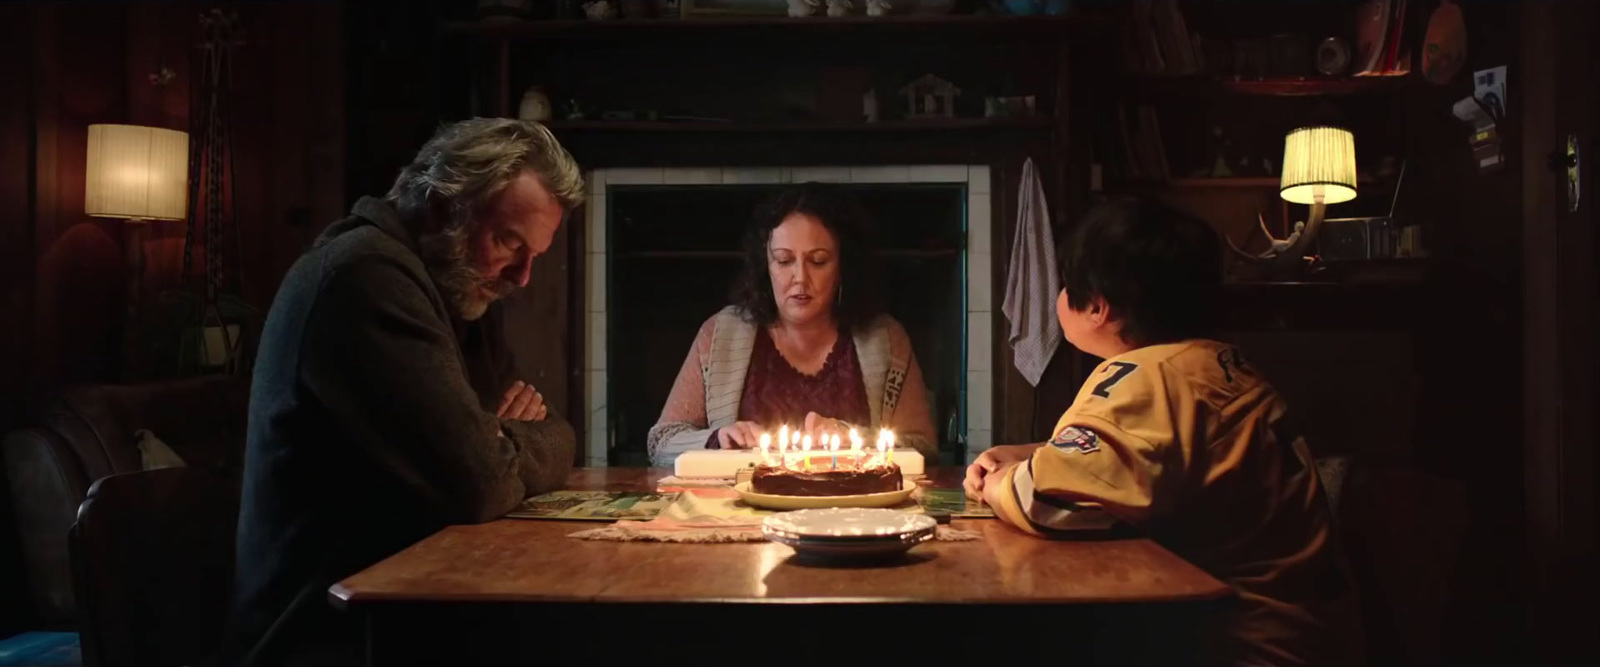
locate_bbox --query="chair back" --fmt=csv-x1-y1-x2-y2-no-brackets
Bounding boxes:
69,467,238,667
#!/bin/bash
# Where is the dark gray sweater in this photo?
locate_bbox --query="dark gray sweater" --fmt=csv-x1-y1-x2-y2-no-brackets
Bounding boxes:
219,197,574,666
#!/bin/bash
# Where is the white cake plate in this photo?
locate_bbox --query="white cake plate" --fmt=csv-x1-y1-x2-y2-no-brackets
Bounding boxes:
762,508,937,560
733,480,916,510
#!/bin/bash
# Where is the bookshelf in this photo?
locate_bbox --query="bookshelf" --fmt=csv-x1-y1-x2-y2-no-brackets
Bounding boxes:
1099,0,1419,278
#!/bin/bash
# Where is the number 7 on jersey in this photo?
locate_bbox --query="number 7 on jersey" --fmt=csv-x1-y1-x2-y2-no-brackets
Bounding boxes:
1091,361,1139,398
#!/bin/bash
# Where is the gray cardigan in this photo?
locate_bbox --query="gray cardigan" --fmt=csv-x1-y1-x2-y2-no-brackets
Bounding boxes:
647,306,938,467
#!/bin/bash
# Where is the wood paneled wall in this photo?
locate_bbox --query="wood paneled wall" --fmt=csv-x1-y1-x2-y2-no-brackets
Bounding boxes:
0,0,343,630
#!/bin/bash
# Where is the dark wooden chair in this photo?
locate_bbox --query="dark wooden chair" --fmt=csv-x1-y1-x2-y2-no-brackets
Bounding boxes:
68,467,238,667
1336,464,1469,665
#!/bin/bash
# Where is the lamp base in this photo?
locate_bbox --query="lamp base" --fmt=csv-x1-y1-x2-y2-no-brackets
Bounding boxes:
1227,256,1324,283
1223,200,1330,282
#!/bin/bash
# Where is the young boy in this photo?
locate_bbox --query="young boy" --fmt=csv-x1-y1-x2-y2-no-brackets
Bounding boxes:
965,198,1363,666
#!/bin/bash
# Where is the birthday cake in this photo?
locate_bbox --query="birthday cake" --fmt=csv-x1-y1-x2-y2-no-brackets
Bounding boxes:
750,462,903,497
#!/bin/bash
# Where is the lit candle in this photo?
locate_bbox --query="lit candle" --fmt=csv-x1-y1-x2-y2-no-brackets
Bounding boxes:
778,424,790,470
849,428,864,470
830,433,841,470
802,434,813,472
759,432,772,466
886,429,895,466
876,429,889,468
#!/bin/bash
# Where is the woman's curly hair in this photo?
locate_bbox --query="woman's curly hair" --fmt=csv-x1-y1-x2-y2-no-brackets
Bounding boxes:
729,183,884,331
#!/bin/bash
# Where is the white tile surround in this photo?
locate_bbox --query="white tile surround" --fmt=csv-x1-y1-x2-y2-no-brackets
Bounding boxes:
584,165,994,466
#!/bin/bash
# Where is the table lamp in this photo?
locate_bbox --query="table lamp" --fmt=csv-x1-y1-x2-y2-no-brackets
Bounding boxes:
1277,124,1358,259
84,123,190,307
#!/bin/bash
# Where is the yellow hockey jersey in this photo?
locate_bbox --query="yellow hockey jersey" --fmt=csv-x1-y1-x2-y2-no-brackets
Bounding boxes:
993,339,1363,666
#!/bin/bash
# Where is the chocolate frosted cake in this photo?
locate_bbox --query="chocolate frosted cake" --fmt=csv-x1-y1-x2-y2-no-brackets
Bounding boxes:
750,463,903,497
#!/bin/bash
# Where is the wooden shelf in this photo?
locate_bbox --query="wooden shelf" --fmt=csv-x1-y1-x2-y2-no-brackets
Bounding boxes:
1166,177,1283,188
1127,74,1413,97
1122,174,1384,190
443,14,1107,42
1224,75,1412,96
546,118,1053,134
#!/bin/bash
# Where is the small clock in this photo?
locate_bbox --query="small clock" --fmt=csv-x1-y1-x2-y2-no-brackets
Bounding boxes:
1316,37,1351,76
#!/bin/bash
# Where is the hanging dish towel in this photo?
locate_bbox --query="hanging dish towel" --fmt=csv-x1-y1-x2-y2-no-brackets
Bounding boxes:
1002,158,1062,387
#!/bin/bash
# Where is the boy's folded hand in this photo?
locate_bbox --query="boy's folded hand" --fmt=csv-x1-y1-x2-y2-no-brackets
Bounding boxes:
963,443,1046,501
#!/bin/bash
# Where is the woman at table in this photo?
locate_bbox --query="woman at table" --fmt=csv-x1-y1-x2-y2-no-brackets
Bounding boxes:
647,183,938,467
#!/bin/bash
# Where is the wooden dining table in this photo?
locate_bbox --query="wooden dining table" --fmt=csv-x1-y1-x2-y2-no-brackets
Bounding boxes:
330,467,1233,665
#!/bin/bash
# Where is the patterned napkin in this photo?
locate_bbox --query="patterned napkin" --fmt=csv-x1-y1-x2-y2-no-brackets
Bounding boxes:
567,488,980,543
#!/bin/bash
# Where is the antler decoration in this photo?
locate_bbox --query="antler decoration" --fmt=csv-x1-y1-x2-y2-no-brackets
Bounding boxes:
1224,211,1323,273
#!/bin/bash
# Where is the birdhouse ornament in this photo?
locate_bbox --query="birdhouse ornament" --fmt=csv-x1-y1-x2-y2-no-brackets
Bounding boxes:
900,74,961,119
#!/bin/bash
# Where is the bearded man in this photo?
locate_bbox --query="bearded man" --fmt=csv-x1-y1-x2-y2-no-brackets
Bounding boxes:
218,119,581,666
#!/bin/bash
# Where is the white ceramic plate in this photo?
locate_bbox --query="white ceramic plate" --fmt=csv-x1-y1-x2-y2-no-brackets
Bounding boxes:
764,508,936,538
733,480,916,510
762,508,936,560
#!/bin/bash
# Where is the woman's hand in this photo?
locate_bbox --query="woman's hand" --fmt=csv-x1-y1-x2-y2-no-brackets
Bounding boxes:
803,411,854,444
715,421,764,449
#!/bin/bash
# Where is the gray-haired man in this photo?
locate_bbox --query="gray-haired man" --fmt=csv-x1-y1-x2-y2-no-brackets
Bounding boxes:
219,118,582,666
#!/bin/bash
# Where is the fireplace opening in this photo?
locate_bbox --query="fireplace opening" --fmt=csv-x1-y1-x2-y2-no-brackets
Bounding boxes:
604,183,969,466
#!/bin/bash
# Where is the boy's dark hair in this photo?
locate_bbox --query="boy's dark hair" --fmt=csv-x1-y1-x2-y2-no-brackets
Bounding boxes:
1057,196,1224,346
730,183,884,331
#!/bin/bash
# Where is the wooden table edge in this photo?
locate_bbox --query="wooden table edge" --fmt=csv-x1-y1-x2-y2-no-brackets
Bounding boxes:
329,585,1235,609
327,468,1235,610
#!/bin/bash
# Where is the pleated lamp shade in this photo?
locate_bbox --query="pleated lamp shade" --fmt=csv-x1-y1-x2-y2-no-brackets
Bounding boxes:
84,124,190,222
1279,125,1357,205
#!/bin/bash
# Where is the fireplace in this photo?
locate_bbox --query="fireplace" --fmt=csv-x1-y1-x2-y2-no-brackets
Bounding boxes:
583,165,994,467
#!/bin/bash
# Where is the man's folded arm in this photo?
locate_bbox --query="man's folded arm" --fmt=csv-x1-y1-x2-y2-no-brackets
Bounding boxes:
501,412,575,494
301,259,537,524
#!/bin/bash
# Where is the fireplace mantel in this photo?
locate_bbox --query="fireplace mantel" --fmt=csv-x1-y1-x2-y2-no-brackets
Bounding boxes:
581,164,994,466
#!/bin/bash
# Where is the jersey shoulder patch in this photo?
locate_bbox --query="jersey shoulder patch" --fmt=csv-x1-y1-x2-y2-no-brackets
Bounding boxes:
1049,425,1101,455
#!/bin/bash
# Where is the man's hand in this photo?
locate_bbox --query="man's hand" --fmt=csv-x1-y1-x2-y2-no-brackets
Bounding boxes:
498,380,547,422
963,443,1045,501
715,421,764,449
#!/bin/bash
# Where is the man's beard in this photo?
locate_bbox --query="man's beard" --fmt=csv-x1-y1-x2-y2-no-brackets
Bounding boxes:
418,227,517,321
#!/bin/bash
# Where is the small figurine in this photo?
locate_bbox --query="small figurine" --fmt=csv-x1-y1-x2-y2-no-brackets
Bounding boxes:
518,86,552,122
1225,212,1307,263
826,0,852,17
583,0,616,19
787,0,819,16
866,0,890,15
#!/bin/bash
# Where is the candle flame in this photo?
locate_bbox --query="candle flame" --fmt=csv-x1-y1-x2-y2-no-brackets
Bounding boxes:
759,432,771,452
801,434,812,452
829,433,841,451
849,428,863,451
778,424,789,450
